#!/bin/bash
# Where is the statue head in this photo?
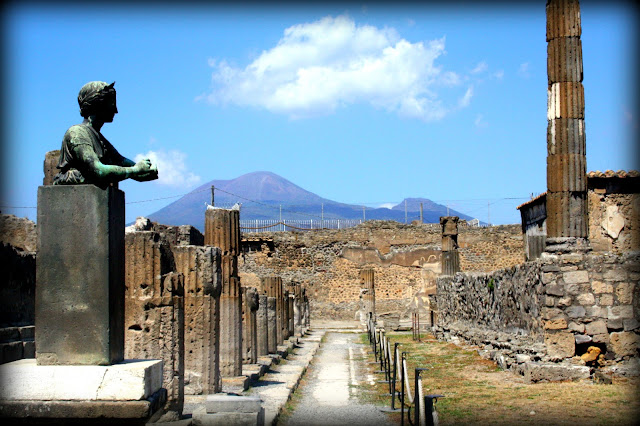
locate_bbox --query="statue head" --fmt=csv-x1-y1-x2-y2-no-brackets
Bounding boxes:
78,81,118,121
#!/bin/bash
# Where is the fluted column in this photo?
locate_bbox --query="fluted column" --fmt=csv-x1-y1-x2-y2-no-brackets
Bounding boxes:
546,0,589,244
440,216,460,275
256,294,269,356
262,276,284,346
242,287,259,364
205,208,242,377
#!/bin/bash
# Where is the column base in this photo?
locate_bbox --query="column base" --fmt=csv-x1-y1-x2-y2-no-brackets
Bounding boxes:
544,237,591,254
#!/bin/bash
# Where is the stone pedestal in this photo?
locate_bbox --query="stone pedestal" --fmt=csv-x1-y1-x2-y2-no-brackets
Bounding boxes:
0,359,165,423
192,394,264,426
36,185,124,365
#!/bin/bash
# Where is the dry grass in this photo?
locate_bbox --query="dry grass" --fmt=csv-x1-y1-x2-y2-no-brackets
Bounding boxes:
357,332,640,425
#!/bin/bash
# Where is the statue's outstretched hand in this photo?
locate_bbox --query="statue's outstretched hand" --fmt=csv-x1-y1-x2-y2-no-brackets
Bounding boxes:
132,159,158,182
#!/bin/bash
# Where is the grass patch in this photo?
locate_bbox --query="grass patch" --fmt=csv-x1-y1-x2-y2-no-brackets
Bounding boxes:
355,332,640,425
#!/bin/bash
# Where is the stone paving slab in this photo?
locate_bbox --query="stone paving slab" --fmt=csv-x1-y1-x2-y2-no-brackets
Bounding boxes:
247,329,325,426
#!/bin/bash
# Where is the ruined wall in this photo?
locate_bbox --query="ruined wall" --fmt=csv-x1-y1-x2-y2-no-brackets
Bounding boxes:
239,221,523,320
436,251,639,367
0,215,37,364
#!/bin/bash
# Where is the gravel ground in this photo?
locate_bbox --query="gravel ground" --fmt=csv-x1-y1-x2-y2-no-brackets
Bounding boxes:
281,332,394,426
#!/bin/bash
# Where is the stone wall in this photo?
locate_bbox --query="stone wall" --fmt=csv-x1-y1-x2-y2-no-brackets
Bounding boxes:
0,215,37,364
435,251,640,378
240,221,523,320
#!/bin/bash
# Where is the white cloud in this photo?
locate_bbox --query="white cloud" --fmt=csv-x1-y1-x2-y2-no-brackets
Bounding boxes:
379,203,396,209
474,113,488,128
458,86,473,108
471,61,487,74
134,150,201,188
518,62,530,78
493,69,504,80
205,15,468,121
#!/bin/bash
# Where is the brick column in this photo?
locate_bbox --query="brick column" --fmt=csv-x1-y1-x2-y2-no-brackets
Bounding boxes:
205,208,242,377
440,216,460,275
546,0,589,248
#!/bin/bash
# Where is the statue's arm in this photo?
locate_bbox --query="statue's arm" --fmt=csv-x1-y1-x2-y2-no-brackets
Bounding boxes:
71,142,157,183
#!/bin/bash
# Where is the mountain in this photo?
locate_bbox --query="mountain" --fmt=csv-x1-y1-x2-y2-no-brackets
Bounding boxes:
146,171,476,231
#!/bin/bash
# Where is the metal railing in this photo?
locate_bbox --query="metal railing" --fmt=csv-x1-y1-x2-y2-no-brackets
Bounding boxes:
367,318,444,426
240,219,363,232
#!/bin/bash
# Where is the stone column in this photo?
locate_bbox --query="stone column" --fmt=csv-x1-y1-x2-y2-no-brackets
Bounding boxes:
267,297,277,353
546,0,589,247
262,276,284,346
256,294,269,356
205,208,243,377
283,290,291,340
173,245,221,395
290,283,302,337
42,150,60,185
440,216,460,275
360,269,376,321
36,185,125,366
288,293,295,338
125,231,185,412
242,287,259,364
302,287,310,328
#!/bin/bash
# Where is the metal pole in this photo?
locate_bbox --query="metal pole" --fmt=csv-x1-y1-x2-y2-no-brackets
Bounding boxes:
420,202,423,223
321,203,324,228
415,368,428,426
405,199,408,223
211,185,215,207
363,205,366,221
280,205,282,231
391,342,399,410
400,352,407,426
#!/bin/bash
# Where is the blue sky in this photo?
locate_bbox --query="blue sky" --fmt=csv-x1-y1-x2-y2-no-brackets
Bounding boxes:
1,1,637,225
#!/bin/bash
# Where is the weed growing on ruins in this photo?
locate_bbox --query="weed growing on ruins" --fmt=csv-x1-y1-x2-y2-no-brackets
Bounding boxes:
357,332,640,425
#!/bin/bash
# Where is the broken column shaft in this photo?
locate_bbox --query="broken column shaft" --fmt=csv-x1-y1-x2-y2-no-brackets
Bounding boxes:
546,0,588,241
256,294,269,356
262,276,284,346
440,216,460,275
205,208,243,377
360,269,376,321
242,287,259,364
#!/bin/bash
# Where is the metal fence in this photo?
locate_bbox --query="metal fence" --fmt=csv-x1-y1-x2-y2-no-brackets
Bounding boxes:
240,219,363,232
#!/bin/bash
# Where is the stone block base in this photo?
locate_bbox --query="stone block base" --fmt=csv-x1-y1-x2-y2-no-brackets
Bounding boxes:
0,389,166,425
192,394,264,426
0,359,162,401
221,376,250,394
523,362,591,383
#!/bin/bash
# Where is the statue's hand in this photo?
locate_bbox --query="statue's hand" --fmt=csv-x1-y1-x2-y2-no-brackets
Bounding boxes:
133,158,153,174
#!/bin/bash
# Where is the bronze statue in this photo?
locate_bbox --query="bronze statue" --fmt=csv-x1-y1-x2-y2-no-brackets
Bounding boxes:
53,81,158,187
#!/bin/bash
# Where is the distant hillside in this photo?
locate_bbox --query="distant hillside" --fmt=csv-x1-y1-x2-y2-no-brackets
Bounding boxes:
146,171,476,231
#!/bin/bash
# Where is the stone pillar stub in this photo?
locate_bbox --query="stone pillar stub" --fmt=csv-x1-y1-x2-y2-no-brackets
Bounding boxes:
262,276,284,346
36,185,124,365
256,294,269,356
43,150,60,186
440,216,460,276
206,208,243,377
173,245,221,395
242,287,259,364
359,269,375,321
266,297,277,353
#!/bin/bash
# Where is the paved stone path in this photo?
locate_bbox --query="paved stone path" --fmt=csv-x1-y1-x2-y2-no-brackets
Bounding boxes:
280,331,394,426
246,329,325,425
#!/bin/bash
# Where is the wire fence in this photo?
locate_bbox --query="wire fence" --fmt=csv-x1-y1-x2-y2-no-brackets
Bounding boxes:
240,219,363,232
